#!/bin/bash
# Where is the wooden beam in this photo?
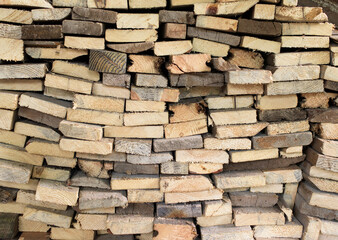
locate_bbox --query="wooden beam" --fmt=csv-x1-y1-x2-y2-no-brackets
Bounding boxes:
238,19,281,36
79,189,127,210
281,36,329,48
160,175,214,193
107,215,154,235
23,207,73,228
210,109,257,125
213,123,268,139
104,126,163,139
127,153,173,165
106,29,157,43
124,112,168,126
131,86,179,102
282,22,333,36
153,219,197,240
196,16,237,32
14,121,60,142
22,25,63,40
0,0,53,8
267,51,330,66
0,109,15,130
228,48,264,69
103,73,131,88
0,129,26,148
265,80,324,95
267,65,320,81
159,10,195,24
230,149,279,163
72,7,117,24
165,189,223,204
225,70,272,84
252,132,313,149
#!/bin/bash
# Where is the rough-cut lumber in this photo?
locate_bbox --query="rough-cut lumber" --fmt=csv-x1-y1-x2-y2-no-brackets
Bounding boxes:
298,182,338,210
19,217,50,233
114,162,159,175
23,207,73,229
0,160,32,184
51,0,86,7
282,22,333,36
300,92,331,108
237,19,281,36
230,149,279,163
92,83,130,99
59,120,102,141
76,151,126,162
0,79,43,92
266,80,324,95
14,121,60,142
194,0,259,16
70,171,110,189
176,149,229,164
159,10,195,24
170,0,214,7
256,95,297,110
196,16,237,32
228,48,264,69
189,163,223,174
252,4,275,20
124,112,168,126
32,8,71,21
114,138,151,156
0,0,52,8
0,63,46,79
263,166,302,184
308,108,338,123
128,55,164,74
267,51,330,66
170,73,224,87
187,26,240,46
105,126,163,139
304,173,338,193
230,192,278,208
0,8,33,25
169,100,206,123
301,161,338,181
312,137,338,157
154,40,192,56
0,37,23,61
226,84,264,95
115,202,154,216
197,214,232,227
153,219,197,240
0,129,26,148
89,50,127,74
128,189,163,203
266,120,310,135
117,13,159,29
0,142,44,166
276,6,328,22
281,36,329,48
67,108,123,126
0,23,22,39
74,94,125,113
111,173,159,190
103,73,131,88
135,74,168,88
26,47,87,60
62,20,103,36
163,23,186,39
50,228,94,240
200,225,254,240
107,42,155,54
167,54,211,74
306,147,338,172
64,36,104,50
204,137,251,150
161,162,189,175
156,202,202,218
127,153,173,165
72,7,117,24
160,175,214,193
225,70,272,84
0,201,26,214
21,25,62,40
106,29,157,43
164,119,207,139
254,220,303,238
19,93,71,118
259,108,307,122
107,215,154,235
233,207,285,226
252,131,312,149
33,166,70,182
16,190,67,211
165,188,223,204
153,135,203,152
52,61,99,82
36,179,79,206
75,214,107,230
0,213,18,239
79,189,127,210
78,159,109,179
0,109,15,130
131,86,179,103
179,86,223,99
213,170,266,189
267,65,320,81
251,184,283,193
60,138,112,155
203,195,232,217
45,73,92,95
87,0,128,9
241,36,281,53
210,109,257,125
129,0,165,8
125,100,165,112
192,38,230,57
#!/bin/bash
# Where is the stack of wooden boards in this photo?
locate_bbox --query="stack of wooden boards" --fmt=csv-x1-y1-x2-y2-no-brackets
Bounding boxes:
0,0,337,239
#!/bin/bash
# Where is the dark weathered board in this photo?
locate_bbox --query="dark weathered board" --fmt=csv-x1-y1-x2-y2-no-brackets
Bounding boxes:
114,162,159,175
18,107,63,129
72,7,117,24
156,202,202,218
169,73,224,87
252,132,313,149
22,25,63,40
307,108,338,123
187,26,241,46
0,213,18,239
230,192,278,207
62,20,104,36
237,19,282,36
258,108,307,122
159,10,195,24
89,50,127,74
102,73,131,88
116,203,154,217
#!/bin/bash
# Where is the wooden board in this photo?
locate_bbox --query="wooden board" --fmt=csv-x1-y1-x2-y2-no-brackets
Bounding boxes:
276,6,328,22
176,149,229,164
0,37,24,61
281,36,329,48
165,119,208,138
14,121,60,142
72,7,117,24
0,63,47,79
0,129,26,148
103,73,131,88
87,0,128,9
89,50,127,74
229,191,278,207
241,36,281,53
50,228,94,240
60,138,113,155
21,25,63,40
159,10,195,24
167,54,211,74
237,19,281,36
62,20,103,36
252,4,275,20
225,70,272,84
196,16,237,32
170,73,224,87
264,166,302,184
26,47,88,60
153,219,197,240
154,40,192,56
165,189,223,204
117,13,159,29
128,55,164,74
106,29,157,43
0,160,32,184
64,36,105,50
0,23,22,39
265,80,324,95
0,109,15,130
267,51,330,66
230,149,279,163
192,38,230,57
67,108,123,126
107,215,154,235
282,22,333,36
163,23,186,39
267,65,320,81
124,112,168,126
213,170,266,190
59,120,102,141
74,94,125,113
200,225,254,240
228,48,264,69
194,0,259,16
204,137,251,150
111,173,159,190
210,109,257,126
32,8,71,21
306,147,338,172
44,73,93,94
233,207,285,226
114,138,151,156
0,8,32,24
253,220,303,238
160,175,214,193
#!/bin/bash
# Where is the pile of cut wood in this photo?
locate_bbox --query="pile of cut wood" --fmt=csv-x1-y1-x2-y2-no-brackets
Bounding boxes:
0,0,337,239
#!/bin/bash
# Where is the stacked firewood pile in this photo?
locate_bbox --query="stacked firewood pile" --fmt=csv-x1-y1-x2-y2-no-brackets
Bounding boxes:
0,0,336,239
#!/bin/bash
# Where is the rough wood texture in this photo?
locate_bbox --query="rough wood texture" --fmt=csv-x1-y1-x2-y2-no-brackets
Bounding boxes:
64,36,105,50
213,170,266,189
89,50,127,74
167,54,211,74
32,8,71,21
153,219,197,240
241,36,281,53
194,0,259,16
62,20,103,36
26,47,88,60
225,70,272,84
0,37,24,61
176,149,229,164
0,160,32,184
60,138,113,155
74,94,125,113
106,29,157,43
0,64,47,79
0,8,33,25
117,13,159,29
230,192,278,208
233,207,285,226
22,25,63,40
265,80,324,95
267,51,330,66
107,42,155,54
165,189,223,204
159,10,195,24
128,55,165,74
238,19,281,36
